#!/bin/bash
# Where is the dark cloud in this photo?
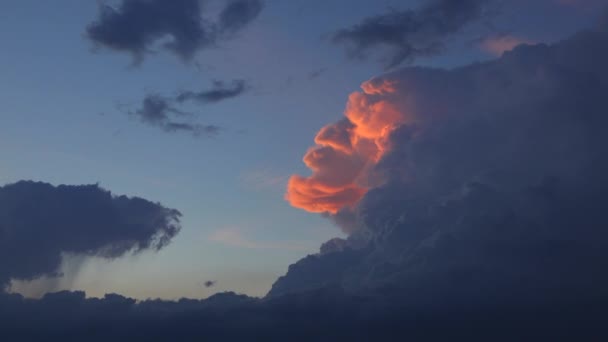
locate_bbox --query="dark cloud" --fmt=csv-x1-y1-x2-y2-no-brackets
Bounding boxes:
0,181,181,289
599,6,608,32
219,0,265,35
1,288,607,340
332,0,492,68
129,79,249,136
275,27,608,310
86,0,263,63
176,79,249,104
204,280,216,288
131,94,221,137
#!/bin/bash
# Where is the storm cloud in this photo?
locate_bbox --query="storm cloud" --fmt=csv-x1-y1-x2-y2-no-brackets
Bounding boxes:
0,181,181,289
86,0,264,63
280,27,608,308
332,0,493,68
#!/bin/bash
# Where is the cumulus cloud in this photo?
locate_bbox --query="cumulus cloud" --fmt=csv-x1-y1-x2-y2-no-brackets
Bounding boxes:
285,79,406,214
280,27,608,306
332,0,493,68
0,181,181,290
86,0,264,63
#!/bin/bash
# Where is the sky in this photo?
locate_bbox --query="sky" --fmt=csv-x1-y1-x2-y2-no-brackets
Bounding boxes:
0,0,605,302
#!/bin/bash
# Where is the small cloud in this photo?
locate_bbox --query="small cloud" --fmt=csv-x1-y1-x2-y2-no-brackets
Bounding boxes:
204,280,217,288
176,80,249,104
129,94,221,137
308,68,327,80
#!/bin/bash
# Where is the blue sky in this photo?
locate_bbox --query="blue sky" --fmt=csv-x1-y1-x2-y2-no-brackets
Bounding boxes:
0,0,603,299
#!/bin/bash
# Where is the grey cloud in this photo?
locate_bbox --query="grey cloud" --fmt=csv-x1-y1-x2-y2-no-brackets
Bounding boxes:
219,0,265,35
176,79,249,104
332,0,492,68
129,79,249,136
0,181,181,289
1,288,607,340
131,94,221,137
86,0,263,63
272,28,608,307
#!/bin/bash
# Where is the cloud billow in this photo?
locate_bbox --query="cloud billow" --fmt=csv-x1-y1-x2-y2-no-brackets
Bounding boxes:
0,181,181,289
279,28,608,306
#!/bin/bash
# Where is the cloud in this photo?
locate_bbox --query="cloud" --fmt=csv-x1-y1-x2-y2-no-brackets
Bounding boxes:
332,0,493,68
308,68,327,80
86,0,264,63
0,181,181,290
176,79,249,104
219,0,265,36
204,280,216,288
128,79,249,136
279,27,608,306
556,0,607,8
1,287,606,340
478,34,533,55
285,79,405,214
130,94,221,137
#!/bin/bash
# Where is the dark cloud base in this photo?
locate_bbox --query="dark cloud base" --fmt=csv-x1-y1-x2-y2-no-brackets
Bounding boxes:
0,289,606,341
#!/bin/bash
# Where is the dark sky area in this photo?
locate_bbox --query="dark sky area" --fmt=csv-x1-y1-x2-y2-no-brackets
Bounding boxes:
1,0,608,340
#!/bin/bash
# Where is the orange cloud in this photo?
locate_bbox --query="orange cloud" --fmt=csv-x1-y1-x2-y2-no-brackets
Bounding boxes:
286,78,408,214
480,35,532,56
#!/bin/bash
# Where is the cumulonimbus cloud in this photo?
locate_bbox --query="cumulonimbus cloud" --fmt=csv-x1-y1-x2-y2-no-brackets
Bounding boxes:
0,181,181,289
278,27,608,303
